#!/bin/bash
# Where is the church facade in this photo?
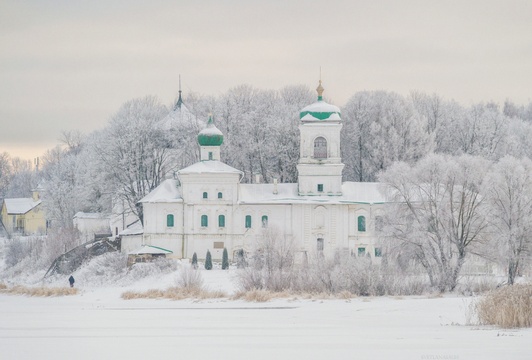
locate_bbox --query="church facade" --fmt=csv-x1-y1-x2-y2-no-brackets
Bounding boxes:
121,82,387,261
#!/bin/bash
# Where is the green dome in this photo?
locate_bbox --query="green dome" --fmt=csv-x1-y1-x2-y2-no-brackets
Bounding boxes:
198,116,224,146
299,80,341,121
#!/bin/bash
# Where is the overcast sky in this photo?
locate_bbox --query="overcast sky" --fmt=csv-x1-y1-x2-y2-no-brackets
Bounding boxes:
1,0,531,161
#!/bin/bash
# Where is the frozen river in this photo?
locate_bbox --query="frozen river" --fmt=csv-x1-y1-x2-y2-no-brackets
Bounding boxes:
1,289,531,360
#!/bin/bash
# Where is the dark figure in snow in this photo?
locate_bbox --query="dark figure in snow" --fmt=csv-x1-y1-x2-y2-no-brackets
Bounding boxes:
68,275,75,288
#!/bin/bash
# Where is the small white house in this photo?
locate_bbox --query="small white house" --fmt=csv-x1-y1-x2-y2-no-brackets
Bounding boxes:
73,212,111,242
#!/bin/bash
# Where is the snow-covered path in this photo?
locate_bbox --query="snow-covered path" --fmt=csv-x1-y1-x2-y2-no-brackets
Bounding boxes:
1,290,530,360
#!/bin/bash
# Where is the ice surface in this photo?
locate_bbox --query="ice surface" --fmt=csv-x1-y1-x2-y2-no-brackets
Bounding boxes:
1,269,531,360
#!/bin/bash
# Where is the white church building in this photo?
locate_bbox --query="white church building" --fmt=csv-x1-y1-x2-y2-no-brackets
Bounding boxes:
121,82,387,261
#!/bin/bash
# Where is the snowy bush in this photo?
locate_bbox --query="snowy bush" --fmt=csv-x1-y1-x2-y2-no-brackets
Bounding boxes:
63,252,127,287
236,244,432,297
175,264,203,290
5,237,33,268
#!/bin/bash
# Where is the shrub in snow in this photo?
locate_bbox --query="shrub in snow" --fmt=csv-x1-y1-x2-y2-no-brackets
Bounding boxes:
235,243,432,297
70,252,128,286
191,252,198,269
205,250,212,270
176,264,203,290
5,237,32,268
235,249,247,268
476,284,532,328
222,248,229,270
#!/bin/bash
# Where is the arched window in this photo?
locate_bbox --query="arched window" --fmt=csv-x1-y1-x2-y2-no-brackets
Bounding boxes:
358,215,366,232
313,137,327,159
202,192,208,199
167,214,174,227
317,238,324,252
218,215,225,228
218,192,223,199
262,215,268,228
245,215,252,228
201,215,208,227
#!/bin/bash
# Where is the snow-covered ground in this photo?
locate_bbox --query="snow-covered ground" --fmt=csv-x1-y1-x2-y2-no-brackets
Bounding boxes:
1,268,531,360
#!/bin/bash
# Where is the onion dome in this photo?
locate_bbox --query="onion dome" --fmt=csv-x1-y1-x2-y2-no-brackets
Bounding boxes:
197,115,224,146
299,80,341,121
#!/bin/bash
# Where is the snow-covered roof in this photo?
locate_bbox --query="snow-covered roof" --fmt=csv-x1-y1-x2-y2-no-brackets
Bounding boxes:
299,100,342,121
178,160,243,176
128,244,173,255
139,176,387,205
300,112,341,121
157,103,197,131
119,219,144,236
139,179,182,203
73,212,110,220
3,198,41,215
239,182,387,205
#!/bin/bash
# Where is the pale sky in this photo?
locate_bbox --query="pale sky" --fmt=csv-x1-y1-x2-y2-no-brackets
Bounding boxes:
1,0,531,161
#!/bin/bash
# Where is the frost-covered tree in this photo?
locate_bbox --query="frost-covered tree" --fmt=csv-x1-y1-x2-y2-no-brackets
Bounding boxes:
483,156,532,284
0,152,12,201
40,146,82,229
342,91,432,182
5,157,36,198
92,96,169,223
380,154,490,292
454,104,508,160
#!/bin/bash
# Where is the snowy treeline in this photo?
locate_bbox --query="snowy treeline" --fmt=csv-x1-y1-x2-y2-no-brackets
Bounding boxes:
2,85,532,288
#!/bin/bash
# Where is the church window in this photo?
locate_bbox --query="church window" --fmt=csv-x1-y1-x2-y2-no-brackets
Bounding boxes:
313,137,327,159
262,215,268,228
317,238,324,252
203,192,208,199
218,215,225,228
201,215,208,227
358,216,366,232
245,215,252,228
218,192,223,199
317,184,324,192
167,214,174,227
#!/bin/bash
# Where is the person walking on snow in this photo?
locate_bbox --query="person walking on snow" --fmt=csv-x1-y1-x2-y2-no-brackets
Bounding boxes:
68,275,75,288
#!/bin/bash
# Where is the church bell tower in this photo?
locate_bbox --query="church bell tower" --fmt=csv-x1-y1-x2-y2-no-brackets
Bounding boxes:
297,81,344,196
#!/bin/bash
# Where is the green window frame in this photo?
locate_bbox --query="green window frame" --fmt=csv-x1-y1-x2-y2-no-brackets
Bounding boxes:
262,215,268,228
208,152,213,160
374,247,382,257
218,215,225,228
317,184,323,192
358,215,366,232
358,247,366,257
218,192,223,199
202,192,208,199
201,215,208,227
167,214,174,227
245,215,252,228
